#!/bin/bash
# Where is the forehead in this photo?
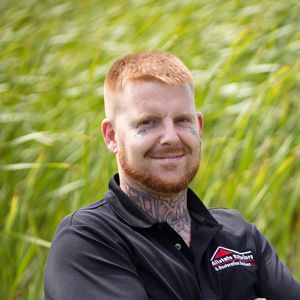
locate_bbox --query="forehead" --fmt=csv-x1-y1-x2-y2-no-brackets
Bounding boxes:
117,80,195,116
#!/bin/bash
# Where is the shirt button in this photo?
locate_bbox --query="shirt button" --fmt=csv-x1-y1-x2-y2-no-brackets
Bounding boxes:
174,243,182,251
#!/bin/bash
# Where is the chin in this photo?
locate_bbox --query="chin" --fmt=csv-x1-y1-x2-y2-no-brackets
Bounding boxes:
137,171,197,194
118,147,200,194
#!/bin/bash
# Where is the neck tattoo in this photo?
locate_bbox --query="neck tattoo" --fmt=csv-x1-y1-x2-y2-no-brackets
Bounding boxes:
121,181,191,246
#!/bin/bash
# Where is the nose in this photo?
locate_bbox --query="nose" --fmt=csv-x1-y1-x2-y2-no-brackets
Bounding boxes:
159,120,181,145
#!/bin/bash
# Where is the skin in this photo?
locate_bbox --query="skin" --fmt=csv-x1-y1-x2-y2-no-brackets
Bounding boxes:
103,78,267,299
121,180,191,246
102,79,203,246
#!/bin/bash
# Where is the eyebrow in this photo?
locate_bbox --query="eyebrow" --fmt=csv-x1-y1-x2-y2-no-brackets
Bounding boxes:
174,113,195,120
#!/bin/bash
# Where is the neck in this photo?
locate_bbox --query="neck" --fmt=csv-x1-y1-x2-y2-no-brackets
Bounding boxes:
120,180,191,246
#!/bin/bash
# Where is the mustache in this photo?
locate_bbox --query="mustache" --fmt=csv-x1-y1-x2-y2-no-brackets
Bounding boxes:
146,146,188,157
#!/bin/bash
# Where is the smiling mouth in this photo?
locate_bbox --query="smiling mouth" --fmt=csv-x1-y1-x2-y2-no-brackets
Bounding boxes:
151,154,185,160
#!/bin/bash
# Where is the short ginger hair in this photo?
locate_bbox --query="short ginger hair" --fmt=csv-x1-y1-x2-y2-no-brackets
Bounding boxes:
103,51,193,118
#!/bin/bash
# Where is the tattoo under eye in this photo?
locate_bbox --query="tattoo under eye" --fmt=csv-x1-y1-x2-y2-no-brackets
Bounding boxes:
189,128,198,137
135,119,158,135
136,128,147,136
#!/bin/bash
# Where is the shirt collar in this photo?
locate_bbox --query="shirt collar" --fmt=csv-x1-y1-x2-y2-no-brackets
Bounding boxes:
106,173,220,228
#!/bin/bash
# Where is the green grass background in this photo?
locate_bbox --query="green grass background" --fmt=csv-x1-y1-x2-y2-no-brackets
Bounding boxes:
1,0,299,298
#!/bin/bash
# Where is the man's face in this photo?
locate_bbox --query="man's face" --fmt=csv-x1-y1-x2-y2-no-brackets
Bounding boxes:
105,79,203,195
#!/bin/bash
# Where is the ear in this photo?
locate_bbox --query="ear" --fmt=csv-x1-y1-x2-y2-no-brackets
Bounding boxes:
196,112,203,140
101,118,118,153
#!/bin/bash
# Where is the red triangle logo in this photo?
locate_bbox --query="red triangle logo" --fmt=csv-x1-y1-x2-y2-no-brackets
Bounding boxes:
214,248,233,259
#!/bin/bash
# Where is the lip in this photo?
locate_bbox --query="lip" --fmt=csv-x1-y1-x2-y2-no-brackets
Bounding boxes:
151,154,184,160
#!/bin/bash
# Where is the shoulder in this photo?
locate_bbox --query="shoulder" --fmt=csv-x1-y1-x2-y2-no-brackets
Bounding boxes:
209,207,255,238
209,207,250,225
53,197,117,238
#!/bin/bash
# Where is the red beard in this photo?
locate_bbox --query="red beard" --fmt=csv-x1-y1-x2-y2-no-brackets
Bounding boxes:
117,143,200,194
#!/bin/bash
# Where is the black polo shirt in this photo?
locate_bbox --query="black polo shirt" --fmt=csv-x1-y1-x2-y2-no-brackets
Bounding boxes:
45,174,300,300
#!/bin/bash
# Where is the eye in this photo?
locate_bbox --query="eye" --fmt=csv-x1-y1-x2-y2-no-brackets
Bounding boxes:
141,119,154,125
175,117,192,124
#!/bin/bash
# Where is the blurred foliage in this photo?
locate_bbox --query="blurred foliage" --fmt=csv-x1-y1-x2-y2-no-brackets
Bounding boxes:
0,0,299,298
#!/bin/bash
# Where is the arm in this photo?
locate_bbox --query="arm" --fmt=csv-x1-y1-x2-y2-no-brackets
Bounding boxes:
44,223,148,300
254,225,300,300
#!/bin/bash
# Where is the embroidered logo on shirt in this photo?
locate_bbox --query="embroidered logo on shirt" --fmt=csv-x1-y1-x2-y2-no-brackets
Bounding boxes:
210,246,256,271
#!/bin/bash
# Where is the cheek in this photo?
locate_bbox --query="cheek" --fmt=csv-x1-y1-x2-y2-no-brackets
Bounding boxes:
177,133,201,156
134,130,158,145
179,127,200,144
121,133,154,159
188,127,199,138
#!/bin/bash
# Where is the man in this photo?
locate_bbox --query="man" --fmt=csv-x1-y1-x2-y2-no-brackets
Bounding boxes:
44,51,300,299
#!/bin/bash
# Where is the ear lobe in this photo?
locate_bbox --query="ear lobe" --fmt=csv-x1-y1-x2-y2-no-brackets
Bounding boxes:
101,119,118,153
196,112,203,139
